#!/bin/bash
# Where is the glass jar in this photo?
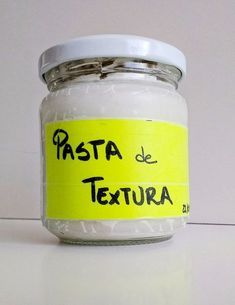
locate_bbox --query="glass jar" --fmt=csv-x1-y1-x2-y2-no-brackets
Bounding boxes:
39,35,189,245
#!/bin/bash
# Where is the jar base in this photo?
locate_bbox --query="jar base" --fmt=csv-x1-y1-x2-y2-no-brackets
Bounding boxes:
43,217,187,245
59,235,173,246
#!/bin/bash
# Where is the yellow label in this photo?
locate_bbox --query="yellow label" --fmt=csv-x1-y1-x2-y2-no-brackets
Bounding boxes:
45,119,189,220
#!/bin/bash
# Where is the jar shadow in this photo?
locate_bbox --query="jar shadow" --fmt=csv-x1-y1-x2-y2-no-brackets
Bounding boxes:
41,239,192,305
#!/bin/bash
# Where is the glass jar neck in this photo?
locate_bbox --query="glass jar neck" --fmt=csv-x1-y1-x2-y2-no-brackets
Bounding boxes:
43,58,182,92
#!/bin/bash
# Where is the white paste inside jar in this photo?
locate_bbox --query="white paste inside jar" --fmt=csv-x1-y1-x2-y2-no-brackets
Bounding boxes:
40,74,188,242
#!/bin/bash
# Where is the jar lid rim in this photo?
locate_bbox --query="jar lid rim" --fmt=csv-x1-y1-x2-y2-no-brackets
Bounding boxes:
38,34,186,82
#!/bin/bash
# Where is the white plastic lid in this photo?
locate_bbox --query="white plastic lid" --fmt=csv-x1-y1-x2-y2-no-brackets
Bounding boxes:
39,34,186,82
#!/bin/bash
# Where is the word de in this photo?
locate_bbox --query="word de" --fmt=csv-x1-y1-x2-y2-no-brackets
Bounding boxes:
135,146,157,164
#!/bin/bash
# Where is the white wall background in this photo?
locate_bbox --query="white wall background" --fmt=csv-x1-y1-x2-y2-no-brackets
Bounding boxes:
0,0,234,223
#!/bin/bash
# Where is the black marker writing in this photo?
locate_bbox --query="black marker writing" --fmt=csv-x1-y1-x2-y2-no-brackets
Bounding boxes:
52,129,123,161
82,177,104,202
135,146,157,164
82,176,173,206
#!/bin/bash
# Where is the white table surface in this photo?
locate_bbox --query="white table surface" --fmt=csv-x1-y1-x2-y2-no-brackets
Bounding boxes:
0,219,234,305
